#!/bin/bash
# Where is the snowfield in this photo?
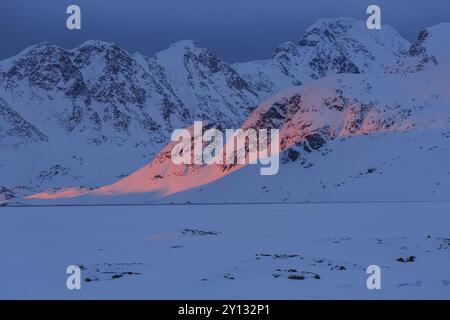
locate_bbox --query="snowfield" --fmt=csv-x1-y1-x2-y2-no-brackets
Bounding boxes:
1,203,450,299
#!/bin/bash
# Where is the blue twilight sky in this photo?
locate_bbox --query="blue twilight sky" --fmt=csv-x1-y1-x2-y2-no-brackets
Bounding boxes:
0,0,449,62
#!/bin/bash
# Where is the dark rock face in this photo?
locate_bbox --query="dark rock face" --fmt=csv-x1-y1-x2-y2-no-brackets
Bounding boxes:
332,55,360,74
0,98,48,148
251,94,303,131
0,186,15,200
304,133,326,151
298,19,376,78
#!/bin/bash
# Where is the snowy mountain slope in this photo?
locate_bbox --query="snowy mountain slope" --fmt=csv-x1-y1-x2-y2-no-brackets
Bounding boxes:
234,18,411,98
134,22,450,204
3,203,450,299
391,23,450,73
25,61,450,204
164,66,450,203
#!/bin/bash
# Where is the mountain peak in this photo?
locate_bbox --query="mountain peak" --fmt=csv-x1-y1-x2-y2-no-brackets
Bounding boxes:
272,41,299,59
308,17,360,28
15,42,64,57
299,18,364,47
303,18,361,35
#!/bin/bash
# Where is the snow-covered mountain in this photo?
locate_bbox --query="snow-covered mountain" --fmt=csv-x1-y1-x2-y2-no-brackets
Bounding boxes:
36,62,448,204
1,18,449,205
234,18,411,98
0,38,262,201
0,97,48,149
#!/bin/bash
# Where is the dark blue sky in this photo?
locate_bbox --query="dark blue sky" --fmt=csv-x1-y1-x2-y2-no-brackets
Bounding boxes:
0,0,449,62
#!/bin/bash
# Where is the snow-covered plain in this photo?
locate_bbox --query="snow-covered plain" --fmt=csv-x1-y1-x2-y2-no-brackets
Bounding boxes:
1,203,449,299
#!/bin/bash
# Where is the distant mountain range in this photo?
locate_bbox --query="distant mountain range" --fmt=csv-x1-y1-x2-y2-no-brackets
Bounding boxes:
1,18,450,205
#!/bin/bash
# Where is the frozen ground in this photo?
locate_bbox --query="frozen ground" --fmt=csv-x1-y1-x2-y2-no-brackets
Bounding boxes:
1,203,450,299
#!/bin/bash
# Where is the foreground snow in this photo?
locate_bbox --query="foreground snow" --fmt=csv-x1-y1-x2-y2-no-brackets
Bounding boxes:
1,203,450,299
